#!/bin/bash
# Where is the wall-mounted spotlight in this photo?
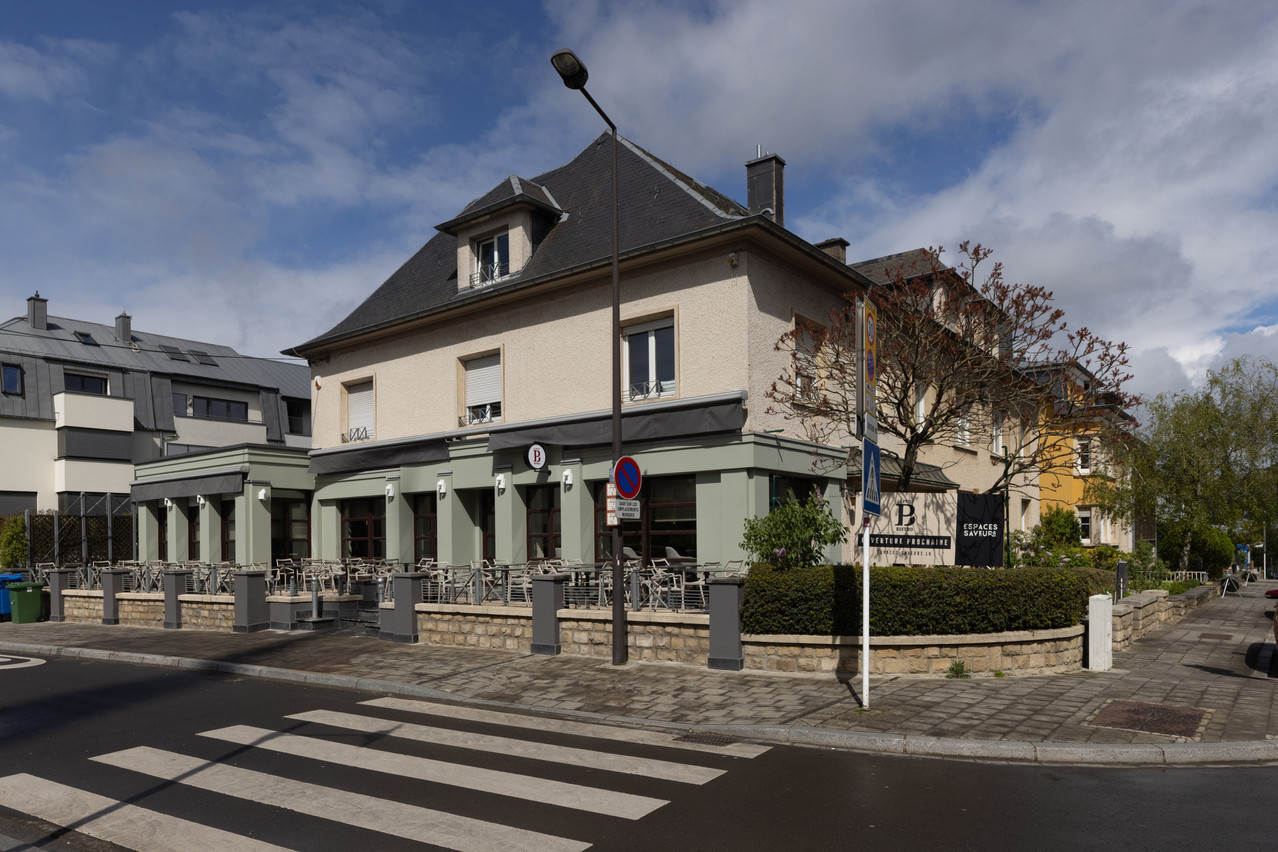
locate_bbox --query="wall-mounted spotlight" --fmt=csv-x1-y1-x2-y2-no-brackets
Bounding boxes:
495,473,505,494
562,469,573,488
163,497,173,510
384,482,395,501
196,495,206,507
437,479,447,499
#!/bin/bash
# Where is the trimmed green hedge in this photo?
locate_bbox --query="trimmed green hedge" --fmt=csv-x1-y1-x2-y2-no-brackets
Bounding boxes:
742,564,1091,636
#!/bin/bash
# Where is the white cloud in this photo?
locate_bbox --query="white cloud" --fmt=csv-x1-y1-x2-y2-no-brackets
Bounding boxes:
0,37,114,101
3,0,1277,399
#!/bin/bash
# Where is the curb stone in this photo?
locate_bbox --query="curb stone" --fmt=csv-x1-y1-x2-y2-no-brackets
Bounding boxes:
7,639,1278,768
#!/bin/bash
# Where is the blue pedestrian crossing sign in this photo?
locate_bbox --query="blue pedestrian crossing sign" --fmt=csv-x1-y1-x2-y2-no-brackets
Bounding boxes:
862,439,881,517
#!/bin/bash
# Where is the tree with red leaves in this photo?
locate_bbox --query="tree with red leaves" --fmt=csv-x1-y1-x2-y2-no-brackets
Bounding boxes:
768,242,1138,495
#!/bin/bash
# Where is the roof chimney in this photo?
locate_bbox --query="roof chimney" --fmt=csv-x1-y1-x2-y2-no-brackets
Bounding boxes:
115,311,132,342
27,292,47,330
746,151,785,227
814,238,849,264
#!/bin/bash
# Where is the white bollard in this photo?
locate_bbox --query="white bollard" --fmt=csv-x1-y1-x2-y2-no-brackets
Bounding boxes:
1087,593,1113,671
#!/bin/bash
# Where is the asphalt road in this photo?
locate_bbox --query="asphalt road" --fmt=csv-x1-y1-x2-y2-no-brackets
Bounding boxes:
1,654,1273,851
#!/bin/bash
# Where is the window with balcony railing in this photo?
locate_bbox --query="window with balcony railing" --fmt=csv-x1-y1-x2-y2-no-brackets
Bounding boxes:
470,232,510,288
462,354,502,426
461,401,502,426
624,318,675,402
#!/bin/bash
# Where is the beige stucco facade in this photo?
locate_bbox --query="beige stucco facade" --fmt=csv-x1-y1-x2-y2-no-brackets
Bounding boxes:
311,237,850,452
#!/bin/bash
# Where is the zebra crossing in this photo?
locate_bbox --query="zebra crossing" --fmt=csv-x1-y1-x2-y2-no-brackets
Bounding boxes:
0,696,770,851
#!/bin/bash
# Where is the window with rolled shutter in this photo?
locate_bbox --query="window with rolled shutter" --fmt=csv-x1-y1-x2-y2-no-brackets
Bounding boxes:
464,355,502,424
345,381,374,442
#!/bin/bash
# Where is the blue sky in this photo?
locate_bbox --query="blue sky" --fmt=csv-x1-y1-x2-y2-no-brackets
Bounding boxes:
3,1,1276,400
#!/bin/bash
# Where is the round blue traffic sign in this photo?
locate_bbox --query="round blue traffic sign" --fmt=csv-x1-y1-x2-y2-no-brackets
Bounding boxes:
613,456,642,499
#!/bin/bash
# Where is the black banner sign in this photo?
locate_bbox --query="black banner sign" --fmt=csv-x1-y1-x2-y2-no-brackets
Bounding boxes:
955,493,1004,567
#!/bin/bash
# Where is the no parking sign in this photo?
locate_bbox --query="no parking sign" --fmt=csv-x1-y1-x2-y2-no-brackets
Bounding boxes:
612,456,642,499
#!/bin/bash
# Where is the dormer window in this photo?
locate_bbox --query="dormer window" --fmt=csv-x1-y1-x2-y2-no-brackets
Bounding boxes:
472,232,510,287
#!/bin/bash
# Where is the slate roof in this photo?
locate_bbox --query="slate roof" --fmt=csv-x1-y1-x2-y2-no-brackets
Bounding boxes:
292,133,756,354
0,311,308,398
848,248,937,286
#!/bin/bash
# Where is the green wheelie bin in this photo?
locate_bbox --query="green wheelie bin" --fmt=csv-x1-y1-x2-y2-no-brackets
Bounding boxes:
9,581,49,623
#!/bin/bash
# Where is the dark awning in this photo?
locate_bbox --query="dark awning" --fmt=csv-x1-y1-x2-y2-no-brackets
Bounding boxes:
130,470,245,502
849,448,959,491
487,399,744,452
309,438,450,476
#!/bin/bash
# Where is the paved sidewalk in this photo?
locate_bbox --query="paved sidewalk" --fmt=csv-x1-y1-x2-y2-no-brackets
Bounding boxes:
4,581,1278,766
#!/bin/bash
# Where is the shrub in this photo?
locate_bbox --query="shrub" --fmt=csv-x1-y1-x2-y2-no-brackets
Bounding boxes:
0,516,27,573
1069,566,1122,596
1089,545,1122,571
1038,506,1082,547
742,563,1090,636
740,489,846,571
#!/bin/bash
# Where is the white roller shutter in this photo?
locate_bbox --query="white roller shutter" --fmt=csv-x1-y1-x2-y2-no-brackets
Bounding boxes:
465,355,502,407
346,381,374,441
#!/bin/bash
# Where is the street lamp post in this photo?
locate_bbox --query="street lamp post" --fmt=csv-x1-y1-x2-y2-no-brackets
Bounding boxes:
552,48,627,665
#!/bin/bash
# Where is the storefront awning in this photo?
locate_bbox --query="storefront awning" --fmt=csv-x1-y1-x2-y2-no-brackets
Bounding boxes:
308,438,450,476
130,468,246,502
487,398,744,452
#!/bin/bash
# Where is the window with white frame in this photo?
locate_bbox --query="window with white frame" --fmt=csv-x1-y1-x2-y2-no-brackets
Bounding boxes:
794,325,819,401
991,412,1004,456
463,354,502,424
1078,507,1092,543
913,385,927,428
1077,437,1092,473
956,408,971,447
624,318,675,401
472,232,510,287
344,380,374,442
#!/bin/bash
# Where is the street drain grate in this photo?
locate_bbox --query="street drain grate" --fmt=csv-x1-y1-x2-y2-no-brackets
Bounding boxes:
1087,699,1209,739
1199,633,1235,641
673,732,743,747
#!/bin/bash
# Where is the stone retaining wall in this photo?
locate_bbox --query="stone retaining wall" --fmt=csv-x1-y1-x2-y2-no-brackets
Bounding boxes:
117,593,163,627
61,590,102,623
559,610,710,664
409,605,713,664
743,626,1085,675
57,590,233,631
1112,583,1218,651
48,581,1223,676
177,596,235,631
413,605,534,651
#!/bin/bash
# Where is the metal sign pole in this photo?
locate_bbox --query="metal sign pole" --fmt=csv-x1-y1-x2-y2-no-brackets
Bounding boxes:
861,512,871,710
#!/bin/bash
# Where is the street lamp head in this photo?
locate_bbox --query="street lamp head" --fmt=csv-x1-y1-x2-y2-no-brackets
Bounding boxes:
551,49,589,90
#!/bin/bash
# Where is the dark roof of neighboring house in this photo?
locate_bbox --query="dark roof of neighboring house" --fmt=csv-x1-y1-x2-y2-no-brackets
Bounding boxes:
849,248,938,286
0,311,309,397
292,133,784,354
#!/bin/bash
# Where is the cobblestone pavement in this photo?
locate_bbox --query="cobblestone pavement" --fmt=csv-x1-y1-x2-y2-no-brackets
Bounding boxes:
4,581,1278,763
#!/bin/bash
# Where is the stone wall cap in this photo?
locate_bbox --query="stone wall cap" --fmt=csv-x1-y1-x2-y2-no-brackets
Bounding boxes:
744,624,1084,646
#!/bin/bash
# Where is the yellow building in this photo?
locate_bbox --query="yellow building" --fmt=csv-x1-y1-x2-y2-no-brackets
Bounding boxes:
1036,363,1133,549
